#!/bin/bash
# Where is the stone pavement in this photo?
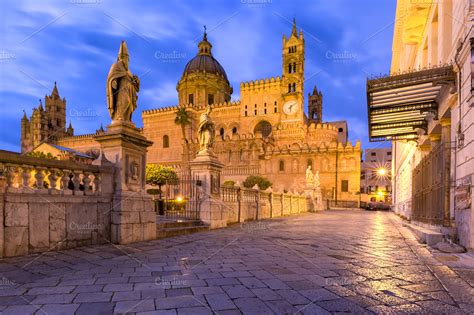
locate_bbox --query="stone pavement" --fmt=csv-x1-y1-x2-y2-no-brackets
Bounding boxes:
0,210,473,314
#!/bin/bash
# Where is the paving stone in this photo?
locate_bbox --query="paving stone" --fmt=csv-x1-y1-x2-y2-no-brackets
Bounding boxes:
276,289,311,305
37,303,80,315
137,311,177,315
165,288,193,297
76,302,115,315
222,285,255,298
114,299,156,313
205,293,237,311
298,288,340,301
30,293,76,304
190,286,224,295
73,285,104,293
103,283,134,292
2,305,39,315
250,287,280,301
74,292,112,303
155,296,202,309
233,297,274,314
238,277,267,288
26,286,75,295
113,290,142,301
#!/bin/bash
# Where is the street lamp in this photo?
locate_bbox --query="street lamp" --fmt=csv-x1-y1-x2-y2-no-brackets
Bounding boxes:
377,168,387,177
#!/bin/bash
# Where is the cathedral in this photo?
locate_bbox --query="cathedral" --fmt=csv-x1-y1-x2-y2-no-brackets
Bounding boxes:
21,21,361,201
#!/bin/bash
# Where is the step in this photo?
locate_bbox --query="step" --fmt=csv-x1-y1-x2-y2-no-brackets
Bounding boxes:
406,223,444,246
156,219,203,229
156,225,210,239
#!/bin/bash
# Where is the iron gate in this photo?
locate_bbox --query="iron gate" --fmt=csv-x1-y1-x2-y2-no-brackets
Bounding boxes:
412,143,451,226
156,173,202,220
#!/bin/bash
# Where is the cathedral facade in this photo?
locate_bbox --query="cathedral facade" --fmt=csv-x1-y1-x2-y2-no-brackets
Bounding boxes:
21,21,361,201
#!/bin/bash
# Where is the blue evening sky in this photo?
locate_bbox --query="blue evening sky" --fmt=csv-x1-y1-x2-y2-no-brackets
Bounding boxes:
0,0,395,153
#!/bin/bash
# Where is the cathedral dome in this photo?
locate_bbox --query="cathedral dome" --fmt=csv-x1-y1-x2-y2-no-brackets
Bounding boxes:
182,54,229,82
177,29,233,106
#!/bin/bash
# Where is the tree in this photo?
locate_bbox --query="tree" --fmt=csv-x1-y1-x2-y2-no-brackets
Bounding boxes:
27,151,57,160
222,180,236,187
174,106,192,166
175,107,191,143
243,175,272,190
146,164,178,189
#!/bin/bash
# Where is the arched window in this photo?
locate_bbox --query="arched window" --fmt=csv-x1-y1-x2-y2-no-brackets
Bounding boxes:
293,62,296,72
220,128,225,140
288,84,291,93
307,159,313,168
254,120,272,138
163,135,169,148
232,127,237,134
288,64,292,73
292,83,296,92
279,160,285,172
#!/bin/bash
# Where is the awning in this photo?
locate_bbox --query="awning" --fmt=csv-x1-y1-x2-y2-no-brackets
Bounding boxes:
366,65,456,142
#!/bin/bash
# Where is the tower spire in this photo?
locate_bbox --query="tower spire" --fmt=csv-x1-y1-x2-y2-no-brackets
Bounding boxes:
197,26,212,56
52,81,59,97
292,17,297,37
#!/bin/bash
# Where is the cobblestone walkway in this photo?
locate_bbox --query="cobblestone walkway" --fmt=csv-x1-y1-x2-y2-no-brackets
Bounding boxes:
1,210,473,314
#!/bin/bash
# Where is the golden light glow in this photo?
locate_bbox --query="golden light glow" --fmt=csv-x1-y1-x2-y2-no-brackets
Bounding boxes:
377,190,384,197
176,196,183,203
377,168,387,176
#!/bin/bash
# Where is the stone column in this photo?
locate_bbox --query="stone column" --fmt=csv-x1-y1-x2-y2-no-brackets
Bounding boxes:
440,118,452,224
429,133,441,150
189,151,226,229
94,121,156,244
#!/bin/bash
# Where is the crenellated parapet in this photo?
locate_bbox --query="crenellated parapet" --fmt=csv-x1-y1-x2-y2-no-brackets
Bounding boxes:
240,76,282,92
142,101,241,117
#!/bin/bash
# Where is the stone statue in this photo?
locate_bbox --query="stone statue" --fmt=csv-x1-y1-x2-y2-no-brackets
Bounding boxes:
306,165,314,186
106,41,140,122
314,170,321,188
198,106,215,153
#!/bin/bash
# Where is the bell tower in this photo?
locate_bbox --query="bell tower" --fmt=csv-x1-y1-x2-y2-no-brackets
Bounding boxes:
281,18,305,121
45,82,66,141
308,86,322,123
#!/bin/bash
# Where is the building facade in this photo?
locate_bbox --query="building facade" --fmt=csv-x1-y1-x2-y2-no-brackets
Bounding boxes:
360,148,392,203
367,0,473,249
21,22,362,200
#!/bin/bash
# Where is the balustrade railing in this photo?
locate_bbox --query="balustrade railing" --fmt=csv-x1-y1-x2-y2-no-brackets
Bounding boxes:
0,150,113,195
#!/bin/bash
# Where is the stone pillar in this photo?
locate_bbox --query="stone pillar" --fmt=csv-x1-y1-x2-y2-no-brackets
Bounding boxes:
440,118,452,224
429,133,441,150
189,151,226,229
94,121,156,244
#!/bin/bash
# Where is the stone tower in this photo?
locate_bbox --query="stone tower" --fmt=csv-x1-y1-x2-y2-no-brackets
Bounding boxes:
45,82,66,141
308,86,323,123
21,83,70,153
281,18,305,119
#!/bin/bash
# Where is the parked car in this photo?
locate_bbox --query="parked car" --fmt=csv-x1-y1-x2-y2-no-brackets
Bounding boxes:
366,202,390,211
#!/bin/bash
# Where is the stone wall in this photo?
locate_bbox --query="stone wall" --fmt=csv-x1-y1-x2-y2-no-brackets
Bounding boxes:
220,186,308,224
0,150,115,258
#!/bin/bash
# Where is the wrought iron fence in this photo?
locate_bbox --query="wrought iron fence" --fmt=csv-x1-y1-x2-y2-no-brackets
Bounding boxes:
412,143,451,226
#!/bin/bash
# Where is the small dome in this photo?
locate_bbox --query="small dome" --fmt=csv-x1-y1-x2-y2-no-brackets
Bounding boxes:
183,55,229,82
181,30,229,83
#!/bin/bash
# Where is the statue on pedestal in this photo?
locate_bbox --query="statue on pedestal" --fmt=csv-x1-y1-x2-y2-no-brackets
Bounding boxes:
198,106,215,153
314,170,321,188
106,41,140,122
306,165,314,186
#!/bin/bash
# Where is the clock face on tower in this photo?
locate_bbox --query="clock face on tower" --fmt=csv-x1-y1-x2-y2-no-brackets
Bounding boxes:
283,100,298,115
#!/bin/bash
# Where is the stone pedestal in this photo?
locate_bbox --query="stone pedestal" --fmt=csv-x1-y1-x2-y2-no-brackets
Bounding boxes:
94,121,156,244
189,150,226,229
